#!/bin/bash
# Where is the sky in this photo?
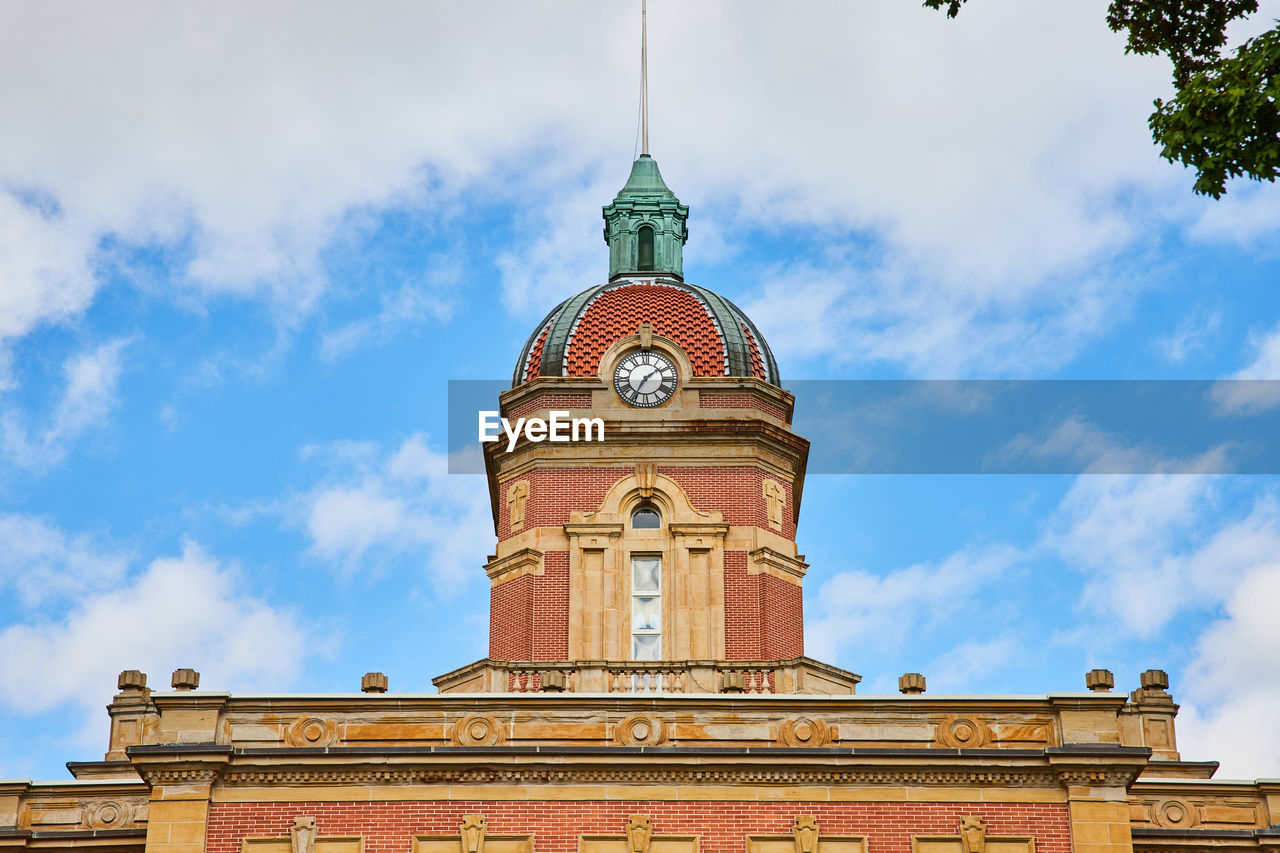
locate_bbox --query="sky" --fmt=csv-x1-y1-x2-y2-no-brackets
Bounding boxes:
2,0,1280,782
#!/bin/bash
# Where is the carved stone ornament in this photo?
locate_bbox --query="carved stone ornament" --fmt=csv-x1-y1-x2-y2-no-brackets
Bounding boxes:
615,715,666,746
454,715,502,746
779,716,831,747
507,481,529,531
959,817,986,853
1155,800,1196,829
460,815,488,853
626,816,653,853
763,479,786,530
636,462,658,498
286,717,337,747
793,816,820,853
85,801,131,830
935,715,992,749
290,817,319,853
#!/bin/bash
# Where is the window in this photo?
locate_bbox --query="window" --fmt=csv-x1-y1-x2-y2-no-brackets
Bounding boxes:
637,225,655,270
631,505,661,529
631,555,661,660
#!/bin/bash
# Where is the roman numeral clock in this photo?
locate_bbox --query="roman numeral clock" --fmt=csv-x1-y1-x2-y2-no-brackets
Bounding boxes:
613,350,678,407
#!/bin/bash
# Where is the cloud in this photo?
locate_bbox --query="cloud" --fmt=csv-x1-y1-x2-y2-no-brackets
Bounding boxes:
1211,320,1280,414
0,193,100,389
1043,475,1280,638
1157,308,1221,364
806,545,1021,662
0,513,128,608
296,434,493,590
3,0,1266,378
319,263,460,360
0,537,306,715
1,338,129,472
1177,560,1280,777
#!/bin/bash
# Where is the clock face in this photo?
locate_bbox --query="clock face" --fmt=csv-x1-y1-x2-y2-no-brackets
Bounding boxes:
613,351,678,408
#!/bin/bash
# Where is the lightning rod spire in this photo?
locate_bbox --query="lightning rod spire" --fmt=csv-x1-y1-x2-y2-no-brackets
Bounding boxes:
641,0,649,156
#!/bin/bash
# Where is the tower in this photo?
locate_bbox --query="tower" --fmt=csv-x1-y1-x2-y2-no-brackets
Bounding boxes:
436,152,858,695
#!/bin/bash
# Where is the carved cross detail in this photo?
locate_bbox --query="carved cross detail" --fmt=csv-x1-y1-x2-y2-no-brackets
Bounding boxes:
763,479,786,530
290,817,318,853
507,481,529,530
792,815,820,853
626,815,653,853
959,817,986,853
460,815,487,853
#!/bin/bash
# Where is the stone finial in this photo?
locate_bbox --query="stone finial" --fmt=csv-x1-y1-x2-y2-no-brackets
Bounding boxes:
792,816,820,853
117,670,147,691
1140,669,1170,691
361,672,388,693
626,816,653,853
899,672,926,694
171,668,200,690
1085,669,1114,692
540,671,567,692
290,817,318,853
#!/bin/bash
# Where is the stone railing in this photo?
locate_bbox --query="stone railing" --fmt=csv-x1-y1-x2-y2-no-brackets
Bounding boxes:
433,657,860,695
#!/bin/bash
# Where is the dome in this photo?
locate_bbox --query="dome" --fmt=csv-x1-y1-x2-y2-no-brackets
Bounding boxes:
513,278,780,387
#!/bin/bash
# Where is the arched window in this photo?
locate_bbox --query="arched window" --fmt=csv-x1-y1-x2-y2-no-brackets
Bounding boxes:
631,505,661,529
637,225,655,271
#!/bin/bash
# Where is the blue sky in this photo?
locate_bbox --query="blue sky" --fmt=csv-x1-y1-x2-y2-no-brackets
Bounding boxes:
2,0,1280,782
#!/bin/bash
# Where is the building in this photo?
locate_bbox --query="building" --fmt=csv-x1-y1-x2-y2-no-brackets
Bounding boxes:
3,147,1279,853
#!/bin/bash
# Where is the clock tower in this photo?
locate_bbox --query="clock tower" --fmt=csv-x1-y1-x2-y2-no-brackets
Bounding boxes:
436,155,859,695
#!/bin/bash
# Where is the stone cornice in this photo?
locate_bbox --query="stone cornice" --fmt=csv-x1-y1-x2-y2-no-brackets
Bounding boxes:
484,548,544,582
749,546,808,581
1047,745,1151,790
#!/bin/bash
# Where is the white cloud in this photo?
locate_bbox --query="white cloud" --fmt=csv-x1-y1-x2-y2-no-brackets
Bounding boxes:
1,338,129,472
1044,475,1280,638
1211,320,1280,413
806,545,1021,662
0,193,100,389
1158,308,1221,364
298,434,493,590
2,0,1265,377
0,538,306,715
319,263,460,360
1177,560,1280,777
0,513,128,608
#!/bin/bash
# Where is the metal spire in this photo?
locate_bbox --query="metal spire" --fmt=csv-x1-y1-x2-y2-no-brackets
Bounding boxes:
641,0,649,156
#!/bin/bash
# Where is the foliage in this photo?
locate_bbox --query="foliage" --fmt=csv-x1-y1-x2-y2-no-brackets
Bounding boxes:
922,0,1280,196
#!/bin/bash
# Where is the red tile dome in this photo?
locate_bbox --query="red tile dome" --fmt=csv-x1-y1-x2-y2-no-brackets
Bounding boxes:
513,279,779,387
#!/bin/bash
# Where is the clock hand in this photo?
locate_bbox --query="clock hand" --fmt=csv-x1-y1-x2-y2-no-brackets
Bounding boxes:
632,366,657,391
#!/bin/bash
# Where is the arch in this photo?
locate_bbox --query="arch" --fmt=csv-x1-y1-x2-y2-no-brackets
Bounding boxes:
583,472,721,526
637,224,655,271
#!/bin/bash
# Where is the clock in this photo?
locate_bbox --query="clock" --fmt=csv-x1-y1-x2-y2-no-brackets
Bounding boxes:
613,351,678,408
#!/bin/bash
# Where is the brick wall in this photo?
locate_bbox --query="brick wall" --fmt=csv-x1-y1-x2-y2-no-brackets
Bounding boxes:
723,553,804,659
506,392,593,420
760,573,803,658
661,466,795,541
490,551,570,661
498,468,631,541
498,467,794,542
206,800,1070,853
698,392,787,422
489,574,532,660
723,550,759,659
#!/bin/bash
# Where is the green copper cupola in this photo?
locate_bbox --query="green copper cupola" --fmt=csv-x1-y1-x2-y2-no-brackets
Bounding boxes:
603,155,689,280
